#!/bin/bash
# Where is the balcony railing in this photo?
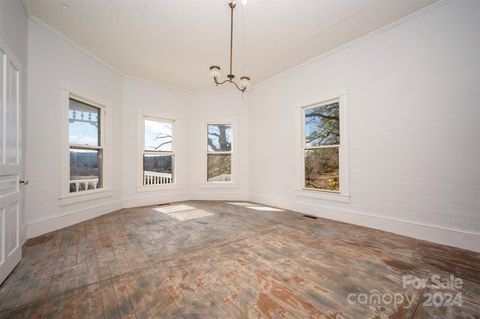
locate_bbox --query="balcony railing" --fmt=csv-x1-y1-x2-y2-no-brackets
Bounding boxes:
70,178,99,192
144,171,173,185
209,174,232,182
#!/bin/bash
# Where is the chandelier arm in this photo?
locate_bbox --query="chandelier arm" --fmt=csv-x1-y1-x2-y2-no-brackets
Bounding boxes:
213,77,245,92
215,78,230,86
229,80,246,92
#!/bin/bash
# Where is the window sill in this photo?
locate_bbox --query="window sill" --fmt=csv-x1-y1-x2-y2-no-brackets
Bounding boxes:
59,188,114,206
295,188,350,203
137,184,182,192
200,182,238,189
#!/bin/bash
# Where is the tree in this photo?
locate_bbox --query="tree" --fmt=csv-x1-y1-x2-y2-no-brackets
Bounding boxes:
153,133,172,150
305,103,339,146
208,125,231,151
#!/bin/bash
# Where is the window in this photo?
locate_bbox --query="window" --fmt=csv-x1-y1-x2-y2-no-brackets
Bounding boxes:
207,124,232,182
303,100,340,192
143,118,174,186
68,98,103,193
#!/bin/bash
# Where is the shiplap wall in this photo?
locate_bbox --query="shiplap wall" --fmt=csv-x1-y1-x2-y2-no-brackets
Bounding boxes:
187,90,250,200
26,21,123,234
249,0,480,250
120,78,190,207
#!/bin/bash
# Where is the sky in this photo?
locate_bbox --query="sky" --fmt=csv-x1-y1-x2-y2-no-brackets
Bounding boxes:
145,119,172,152
69,110,99,146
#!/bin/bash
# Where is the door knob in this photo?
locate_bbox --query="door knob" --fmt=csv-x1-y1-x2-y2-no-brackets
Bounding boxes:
20,180,29,185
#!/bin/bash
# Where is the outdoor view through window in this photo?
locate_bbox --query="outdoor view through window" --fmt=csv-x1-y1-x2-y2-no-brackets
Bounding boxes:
69,98,102,193
304,101,340,191
207,124,232,182
143,118,174,186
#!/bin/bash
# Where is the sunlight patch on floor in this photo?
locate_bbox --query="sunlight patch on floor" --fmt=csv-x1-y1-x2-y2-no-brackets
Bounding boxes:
168,209,214,221
155,205,213,221
226,202,254,206
247,206,284,212
154,204,195,213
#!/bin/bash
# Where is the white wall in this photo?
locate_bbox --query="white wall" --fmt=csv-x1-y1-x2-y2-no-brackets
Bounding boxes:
120,84,250,205
0,0,29,241
188,91,249,200
26,21,123,237
249,0,480,251
120,78,190,208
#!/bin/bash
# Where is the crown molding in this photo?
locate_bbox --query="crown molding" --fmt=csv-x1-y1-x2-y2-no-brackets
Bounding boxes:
122,75,189,93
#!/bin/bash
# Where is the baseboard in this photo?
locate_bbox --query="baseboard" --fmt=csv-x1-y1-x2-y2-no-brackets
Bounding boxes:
189,191,250,201
121,193,190,209
24,192,244,239
249,193,480,253
26,201,122,239
25,191,479,253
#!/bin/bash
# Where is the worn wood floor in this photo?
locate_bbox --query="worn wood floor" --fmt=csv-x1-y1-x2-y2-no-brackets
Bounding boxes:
0,201,479,319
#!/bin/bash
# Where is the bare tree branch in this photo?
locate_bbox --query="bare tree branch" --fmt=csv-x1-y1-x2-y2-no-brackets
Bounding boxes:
153,140,172,150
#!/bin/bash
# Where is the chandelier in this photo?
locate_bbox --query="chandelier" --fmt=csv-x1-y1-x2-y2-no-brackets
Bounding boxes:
209,0,251,92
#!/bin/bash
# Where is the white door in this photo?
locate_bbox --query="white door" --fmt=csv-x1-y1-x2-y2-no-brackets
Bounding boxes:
0,42,22,284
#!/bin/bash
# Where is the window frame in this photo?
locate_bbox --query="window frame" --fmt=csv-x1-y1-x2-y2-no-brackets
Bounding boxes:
68,97,104,192
297,93,350,202
204,121,235,185
137,115,177,190
59,87,113,205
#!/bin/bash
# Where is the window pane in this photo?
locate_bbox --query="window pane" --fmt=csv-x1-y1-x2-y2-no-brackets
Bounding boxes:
208,124,232,152
305,147,339,191
143,154,174,185
69,99,100,146
207,154,231,182
305,102,339,147
70,149,102,192
145,119,172,152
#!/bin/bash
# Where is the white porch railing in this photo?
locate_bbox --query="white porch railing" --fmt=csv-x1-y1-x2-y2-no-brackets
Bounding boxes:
209,174,232,182
70,178,99,192
144,171,173,185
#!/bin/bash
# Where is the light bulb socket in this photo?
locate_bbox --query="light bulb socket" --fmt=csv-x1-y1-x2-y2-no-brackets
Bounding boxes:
209,66,221,71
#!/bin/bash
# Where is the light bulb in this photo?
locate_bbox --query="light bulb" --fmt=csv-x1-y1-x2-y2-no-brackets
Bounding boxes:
208,66,221,78
242,0,247,5
240,76,251,89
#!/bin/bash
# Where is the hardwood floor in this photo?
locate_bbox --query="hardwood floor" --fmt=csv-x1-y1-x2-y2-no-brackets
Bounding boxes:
0,201,479,318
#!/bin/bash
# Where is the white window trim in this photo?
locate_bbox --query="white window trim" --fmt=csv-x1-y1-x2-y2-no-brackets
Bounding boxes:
59,85,113,206
295,92,350,203
137,113,179,191
202,120,237,188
